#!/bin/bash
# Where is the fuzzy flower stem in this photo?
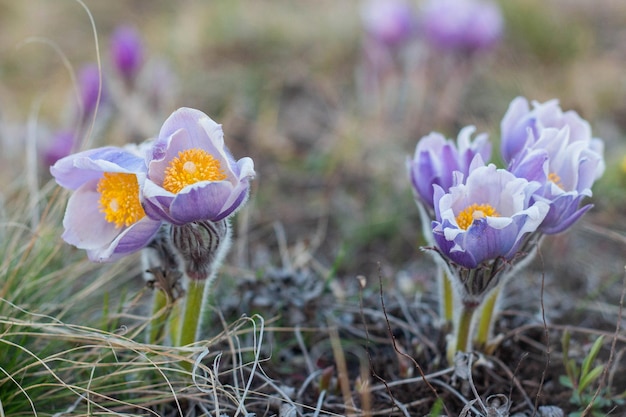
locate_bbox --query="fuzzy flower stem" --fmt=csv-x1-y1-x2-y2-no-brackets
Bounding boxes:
441,267,454,325
149,289,169,344
475,287,500,349
455,303,476,356
178,279,206,349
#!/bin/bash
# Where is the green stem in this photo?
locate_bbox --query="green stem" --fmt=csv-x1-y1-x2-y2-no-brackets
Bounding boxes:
475,287,500,349
178,279,206,347
149,289,169,344
441,268,454,325
455,304,476,355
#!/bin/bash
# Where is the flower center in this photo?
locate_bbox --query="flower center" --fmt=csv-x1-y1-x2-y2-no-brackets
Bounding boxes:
97,172,145,228
548,172,564,189
456,203,500,230
162,148,227,194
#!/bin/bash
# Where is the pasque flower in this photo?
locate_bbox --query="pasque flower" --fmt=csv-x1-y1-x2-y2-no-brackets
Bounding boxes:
432,164,549,270
420,0,504,52
77,63,105,121
50,146,162,262
361,0,418,47
408,126,491,209
110,25,144,82
500,97,605,165
142,108,255,225
509,126,605,234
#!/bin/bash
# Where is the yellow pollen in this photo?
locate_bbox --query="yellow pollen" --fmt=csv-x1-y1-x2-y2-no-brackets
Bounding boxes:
97,172,145,228
455,203,500,230
162,148,227,194
548,172,564,189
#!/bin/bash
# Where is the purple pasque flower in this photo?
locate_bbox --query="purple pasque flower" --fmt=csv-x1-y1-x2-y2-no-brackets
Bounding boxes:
110,25,144,82
432,164,549,270
361,0,418,47
408,125,491,209
50,146,162,262
142,108,255,225
42,130,76,167
509,126,605,234
500,96,605,166
77,63,104,120
420,0,503,53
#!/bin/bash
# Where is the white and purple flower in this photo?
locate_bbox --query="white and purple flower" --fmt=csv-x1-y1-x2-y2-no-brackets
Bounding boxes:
50,146,162,262
142,108,255,225
509,126,605,234
500,97,605,166
408,126,491,209
432,164,549,269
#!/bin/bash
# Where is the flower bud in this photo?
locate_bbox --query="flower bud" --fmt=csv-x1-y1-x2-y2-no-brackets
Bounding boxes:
170,219,231,281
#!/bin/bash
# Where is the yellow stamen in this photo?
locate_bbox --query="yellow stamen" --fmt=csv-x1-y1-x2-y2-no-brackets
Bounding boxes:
162,148,227,194
548,172,564,189
455,203,500,230
97,172,145,228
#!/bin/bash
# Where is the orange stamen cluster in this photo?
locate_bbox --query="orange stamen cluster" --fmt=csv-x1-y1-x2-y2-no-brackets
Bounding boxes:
162,148,227,194
97,172,145,228
548,172,564,189
455,203,500,230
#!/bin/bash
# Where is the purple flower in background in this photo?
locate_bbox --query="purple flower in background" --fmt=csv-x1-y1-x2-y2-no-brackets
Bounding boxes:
143,108,255,225
500,97,604,166
408,126,491,209
78,63,104,120
42,130,76,167
420,0,503,52
50,146,161,262
432,164,549,269
510,127,605,234
361,0,418,47
110,25,144,82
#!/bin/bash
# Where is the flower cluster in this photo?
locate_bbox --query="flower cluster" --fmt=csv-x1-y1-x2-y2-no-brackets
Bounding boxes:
51,107,255,265
408,96,604,354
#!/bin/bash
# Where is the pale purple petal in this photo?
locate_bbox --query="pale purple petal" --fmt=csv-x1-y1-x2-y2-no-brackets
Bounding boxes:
51,146,146,190
61,181,120,250
89,217,162,262
169,181,235,223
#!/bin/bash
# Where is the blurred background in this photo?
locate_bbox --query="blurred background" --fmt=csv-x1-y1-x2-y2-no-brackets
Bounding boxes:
0,0,625,306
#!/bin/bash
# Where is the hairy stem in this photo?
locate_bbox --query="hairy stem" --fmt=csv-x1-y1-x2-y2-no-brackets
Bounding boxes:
178,279,206,348
441,267,454,325
455,304,476,355
475,287,500,349
149,289,169,344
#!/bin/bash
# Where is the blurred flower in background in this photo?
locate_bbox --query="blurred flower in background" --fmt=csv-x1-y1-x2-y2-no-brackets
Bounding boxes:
419,0,504,53
358,0,419,115
77,63,106,123
41,129,76,167
361,0,418,48
109,24,144,85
